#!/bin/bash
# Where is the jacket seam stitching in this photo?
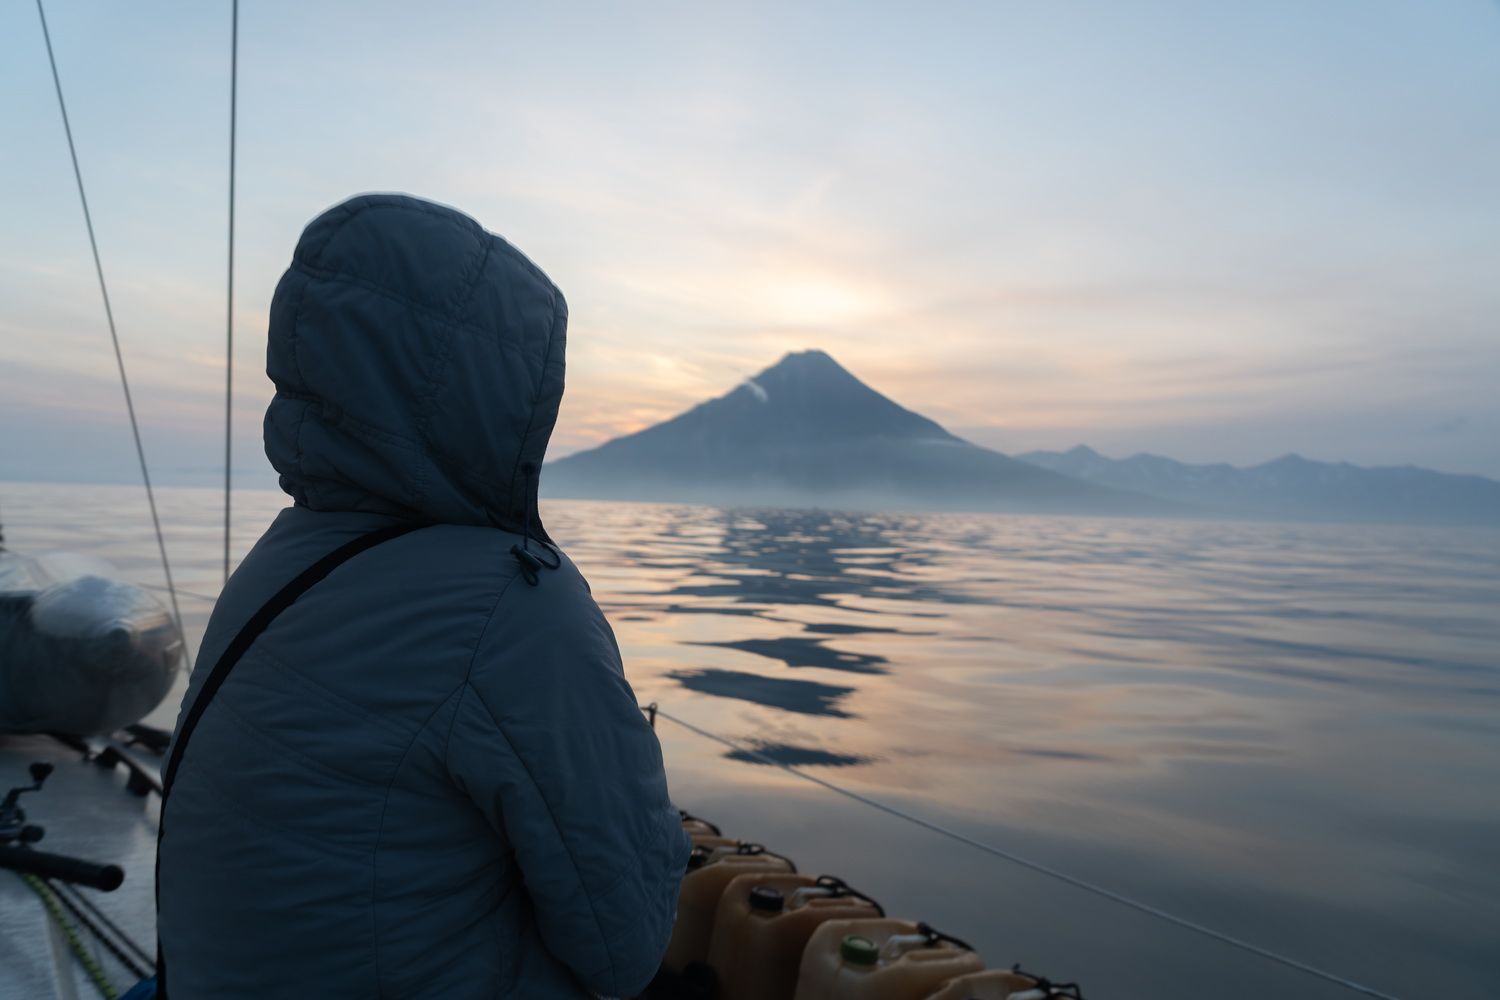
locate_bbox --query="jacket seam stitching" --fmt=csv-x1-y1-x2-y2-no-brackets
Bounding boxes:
472,690,619,994
253,643,414,741
277,390,518,518
170,754,368,861
297,198,485,282
370,682,470,1000
440,567,524,754
288,260,543,355
286,269,313,504
275,389,427,454
440,574,619,993
504,289,564,537
410,239,490,513
211,690,380,789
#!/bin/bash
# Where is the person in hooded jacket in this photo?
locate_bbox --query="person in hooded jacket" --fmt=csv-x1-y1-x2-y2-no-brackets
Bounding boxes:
156,193,692,998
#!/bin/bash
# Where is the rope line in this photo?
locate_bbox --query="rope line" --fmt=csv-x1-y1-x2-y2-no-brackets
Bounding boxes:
52,879,155,974
223,0,238,587
17,872,119,999
647,704,1403,1000
139,583,219,604
35,0,186,657
48,880,153,981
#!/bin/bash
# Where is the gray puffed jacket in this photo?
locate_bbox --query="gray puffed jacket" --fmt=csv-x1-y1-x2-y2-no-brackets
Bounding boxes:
158,193,690,998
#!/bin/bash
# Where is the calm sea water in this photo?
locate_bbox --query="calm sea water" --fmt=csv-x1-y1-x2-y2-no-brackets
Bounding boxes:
3,481,1497,999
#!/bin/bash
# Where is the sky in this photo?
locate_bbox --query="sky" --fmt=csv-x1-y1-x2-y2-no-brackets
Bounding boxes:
2,0,1498,487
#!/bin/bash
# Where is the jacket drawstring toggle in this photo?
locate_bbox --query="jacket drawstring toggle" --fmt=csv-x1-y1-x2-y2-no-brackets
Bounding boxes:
510,461,560,586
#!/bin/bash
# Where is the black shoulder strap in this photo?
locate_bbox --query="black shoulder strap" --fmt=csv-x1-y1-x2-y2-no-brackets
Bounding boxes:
160,521,425,795
154,520,425,998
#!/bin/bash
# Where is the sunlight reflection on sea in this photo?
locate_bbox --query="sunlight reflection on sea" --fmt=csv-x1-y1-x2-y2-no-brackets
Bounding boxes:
2,482,1497,999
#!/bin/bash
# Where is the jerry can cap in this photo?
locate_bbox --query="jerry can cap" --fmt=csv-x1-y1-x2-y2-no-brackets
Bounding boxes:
841,934,879,966
749,885,785,912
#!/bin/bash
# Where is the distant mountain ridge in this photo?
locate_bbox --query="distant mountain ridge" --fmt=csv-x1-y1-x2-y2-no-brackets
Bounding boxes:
544,351,1168,515
545,349,1498,524
1018,445,1500,526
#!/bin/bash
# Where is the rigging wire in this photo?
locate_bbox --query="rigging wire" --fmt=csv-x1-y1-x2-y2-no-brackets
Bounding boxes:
140,582,220,604
34,0,186,655
646,703,1405,1000
223,0,238,586
48,879,154,981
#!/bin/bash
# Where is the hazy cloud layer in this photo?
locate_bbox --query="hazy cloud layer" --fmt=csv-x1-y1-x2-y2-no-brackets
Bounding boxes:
3,0,1497,484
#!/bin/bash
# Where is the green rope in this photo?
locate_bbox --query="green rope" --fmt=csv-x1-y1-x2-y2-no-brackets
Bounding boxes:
17,872,119,1000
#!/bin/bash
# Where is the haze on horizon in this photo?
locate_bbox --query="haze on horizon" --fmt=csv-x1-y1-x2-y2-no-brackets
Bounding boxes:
2,1,1498,486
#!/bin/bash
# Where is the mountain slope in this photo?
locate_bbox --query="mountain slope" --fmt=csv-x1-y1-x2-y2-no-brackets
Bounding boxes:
1019,446,1500,526
545,351,1167,514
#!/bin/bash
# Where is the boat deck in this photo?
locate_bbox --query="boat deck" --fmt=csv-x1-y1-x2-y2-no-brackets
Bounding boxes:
1,733,161,999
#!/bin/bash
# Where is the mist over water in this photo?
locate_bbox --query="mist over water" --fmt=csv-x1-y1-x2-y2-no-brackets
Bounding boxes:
3,482,1497,999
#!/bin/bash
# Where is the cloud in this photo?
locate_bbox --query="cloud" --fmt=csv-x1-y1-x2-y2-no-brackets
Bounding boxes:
4,0,1499,482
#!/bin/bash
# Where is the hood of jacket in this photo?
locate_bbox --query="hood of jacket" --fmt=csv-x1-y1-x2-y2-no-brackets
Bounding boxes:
263,193,566,540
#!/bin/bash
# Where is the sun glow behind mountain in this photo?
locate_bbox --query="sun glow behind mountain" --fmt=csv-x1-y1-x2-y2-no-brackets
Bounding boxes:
1,2,1497,486
757,274,888,328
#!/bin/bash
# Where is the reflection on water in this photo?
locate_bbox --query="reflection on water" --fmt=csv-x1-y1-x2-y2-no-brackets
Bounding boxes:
2,484,1498,998
722,741,874,768
688,637,890,674
666,667,858,717
544,502,1500,1000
